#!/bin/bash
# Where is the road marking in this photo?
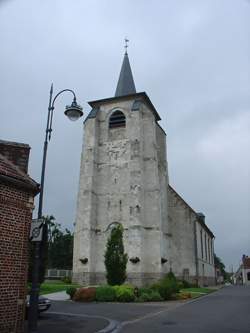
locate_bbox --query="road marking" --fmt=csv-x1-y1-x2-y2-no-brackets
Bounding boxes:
47,311,119,333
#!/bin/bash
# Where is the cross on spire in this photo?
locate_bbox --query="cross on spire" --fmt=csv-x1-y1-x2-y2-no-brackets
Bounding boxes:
124,38,129,54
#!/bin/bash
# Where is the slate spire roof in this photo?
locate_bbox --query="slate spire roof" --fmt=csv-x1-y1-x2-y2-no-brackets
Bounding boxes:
115,51,136,97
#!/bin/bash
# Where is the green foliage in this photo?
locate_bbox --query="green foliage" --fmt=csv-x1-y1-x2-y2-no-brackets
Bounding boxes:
47,218,73,270
73,287,96,302
137,289,163,302
177,281,185,289
138,287,152,297
61,276,72,284
28,216,73,284
66,287,77,299
181,280,191,288
104,225,128,285
95,286,116,302
113,285,135,302
151,272,179,300
214,254,230,281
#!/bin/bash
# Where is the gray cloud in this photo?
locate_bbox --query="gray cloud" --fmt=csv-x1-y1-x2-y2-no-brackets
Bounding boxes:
0,0,249,270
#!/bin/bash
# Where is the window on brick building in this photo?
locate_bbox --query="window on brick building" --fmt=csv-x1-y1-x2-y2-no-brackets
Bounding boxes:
109,111,126,128
247,272,250,281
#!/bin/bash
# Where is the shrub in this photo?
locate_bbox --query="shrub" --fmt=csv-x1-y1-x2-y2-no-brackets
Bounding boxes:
104,225,128,285
181,280,191,288
138,287,152,297
177,281,184,289
137,293,151,302
151,272,179,300
73,287,96,302
137,290,163,302
66,287,77,299
62,276,72,284
113,285,135,302
95,286,116,302
149,291,163,301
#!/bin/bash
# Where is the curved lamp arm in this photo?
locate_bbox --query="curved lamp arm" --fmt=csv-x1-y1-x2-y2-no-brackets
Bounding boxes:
48,86,78,141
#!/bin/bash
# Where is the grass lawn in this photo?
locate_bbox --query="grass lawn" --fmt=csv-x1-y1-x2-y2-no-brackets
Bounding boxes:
39,281,80,295
180,287,216,299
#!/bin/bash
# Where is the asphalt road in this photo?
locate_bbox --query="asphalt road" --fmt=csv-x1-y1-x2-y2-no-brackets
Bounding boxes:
30,286,250,332
118,285,250,333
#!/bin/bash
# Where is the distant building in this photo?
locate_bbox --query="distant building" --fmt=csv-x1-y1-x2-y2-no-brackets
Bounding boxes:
73,51,216,286
234,255,250,285
0,140,39,333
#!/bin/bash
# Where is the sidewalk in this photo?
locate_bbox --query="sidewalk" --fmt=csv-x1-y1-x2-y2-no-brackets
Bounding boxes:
45,291,69,301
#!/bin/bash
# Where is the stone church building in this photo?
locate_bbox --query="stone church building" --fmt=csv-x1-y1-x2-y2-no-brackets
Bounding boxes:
73,51,216,286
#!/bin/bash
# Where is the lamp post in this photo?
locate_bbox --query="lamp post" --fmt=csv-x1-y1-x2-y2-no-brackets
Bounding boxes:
28,84,83,332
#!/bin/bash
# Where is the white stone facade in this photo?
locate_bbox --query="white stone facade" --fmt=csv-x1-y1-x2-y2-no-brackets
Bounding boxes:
168,186,215,285
73,92,216,286
73,95,169,286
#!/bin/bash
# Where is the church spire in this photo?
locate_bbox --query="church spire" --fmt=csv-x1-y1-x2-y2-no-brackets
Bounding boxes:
115,39,136,97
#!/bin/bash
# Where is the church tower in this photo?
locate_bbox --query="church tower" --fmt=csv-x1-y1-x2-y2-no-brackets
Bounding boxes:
73,50,170,286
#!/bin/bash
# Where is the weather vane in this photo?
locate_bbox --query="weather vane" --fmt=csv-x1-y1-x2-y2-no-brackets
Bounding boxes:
124,37,129,54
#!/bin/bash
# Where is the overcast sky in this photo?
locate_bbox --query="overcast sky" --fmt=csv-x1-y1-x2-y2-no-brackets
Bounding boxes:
0,0,249,271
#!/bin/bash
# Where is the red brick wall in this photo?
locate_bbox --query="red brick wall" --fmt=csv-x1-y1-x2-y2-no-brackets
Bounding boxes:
0,183,34,333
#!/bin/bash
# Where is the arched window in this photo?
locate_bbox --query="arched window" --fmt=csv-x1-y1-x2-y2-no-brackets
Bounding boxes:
109,111,126,129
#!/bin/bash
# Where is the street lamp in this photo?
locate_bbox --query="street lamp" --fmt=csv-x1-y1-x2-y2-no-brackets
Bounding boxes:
28,84,83,332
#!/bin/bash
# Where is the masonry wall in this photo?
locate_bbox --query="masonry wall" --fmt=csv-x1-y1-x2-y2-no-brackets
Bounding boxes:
73,97,169,286
0,183,34,333
242,268,250,285
196,222,215,286
167,187,197,282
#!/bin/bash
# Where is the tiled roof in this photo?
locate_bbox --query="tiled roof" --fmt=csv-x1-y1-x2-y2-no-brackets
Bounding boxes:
0,153,39,191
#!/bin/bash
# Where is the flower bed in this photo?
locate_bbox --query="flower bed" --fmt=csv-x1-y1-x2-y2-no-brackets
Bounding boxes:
70,272,183,303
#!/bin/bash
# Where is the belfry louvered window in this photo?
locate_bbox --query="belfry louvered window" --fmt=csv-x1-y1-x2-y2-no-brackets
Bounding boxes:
109,111,126,128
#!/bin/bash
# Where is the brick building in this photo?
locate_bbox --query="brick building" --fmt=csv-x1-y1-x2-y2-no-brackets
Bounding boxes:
234,255,250,285
0,140,39,333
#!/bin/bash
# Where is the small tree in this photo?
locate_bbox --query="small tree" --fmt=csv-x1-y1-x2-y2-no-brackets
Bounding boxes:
104,224,128,285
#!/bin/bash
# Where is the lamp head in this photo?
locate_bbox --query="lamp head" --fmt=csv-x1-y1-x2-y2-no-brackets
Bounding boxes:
64,98,83,121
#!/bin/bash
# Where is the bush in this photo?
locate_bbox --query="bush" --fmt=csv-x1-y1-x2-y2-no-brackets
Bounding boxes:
73,287,96,302
96,286,116,302
62,276,72,284
137,293,151,302
66,287,77,299
177,281,184,289
137,290,163,302
138,287,152,297
113,285,135,302
181,280,191,288
179,280,198,289
151,272,179,300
